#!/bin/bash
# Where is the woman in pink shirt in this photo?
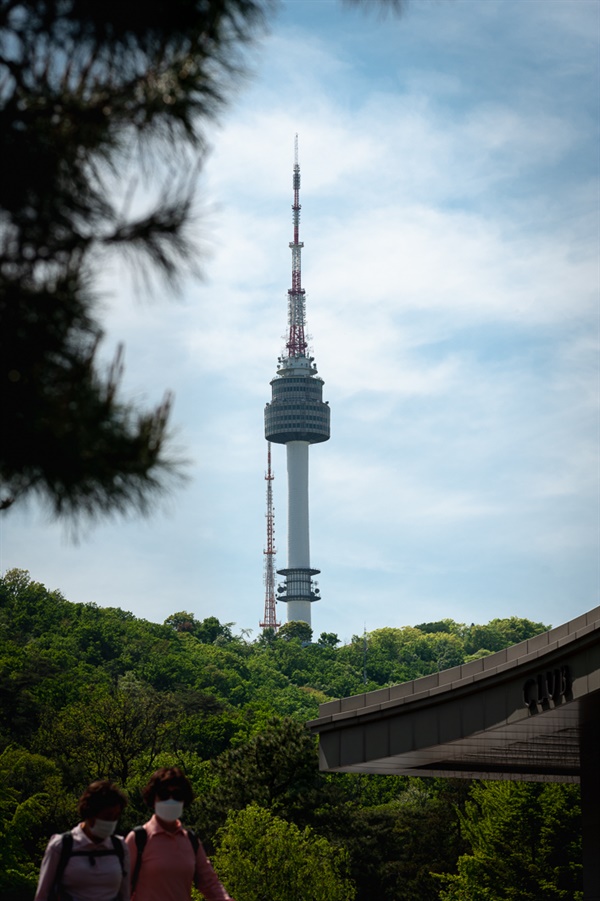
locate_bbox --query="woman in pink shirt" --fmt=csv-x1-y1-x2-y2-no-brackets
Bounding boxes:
125,767,234,901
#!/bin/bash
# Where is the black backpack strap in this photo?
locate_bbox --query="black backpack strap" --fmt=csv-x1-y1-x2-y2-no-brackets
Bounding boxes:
131,826,148,891
53,832,74,891
68,837,125,876
186,829,199,886
70,847,122,867
111,835,126,876
186,829,199,856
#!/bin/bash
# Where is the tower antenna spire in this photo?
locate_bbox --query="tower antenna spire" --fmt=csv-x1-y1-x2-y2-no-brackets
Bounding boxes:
287,134,307,357
260,442,280,632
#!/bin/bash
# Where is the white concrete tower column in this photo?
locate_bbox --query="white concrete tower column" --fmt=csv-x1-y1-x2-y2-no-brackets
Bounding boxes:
287,441,310,568
286,440,312,624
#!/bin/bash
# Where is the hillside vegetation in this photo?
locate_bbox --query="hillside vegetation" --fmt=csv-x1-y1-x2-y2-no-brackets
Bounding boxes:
0,569,582,900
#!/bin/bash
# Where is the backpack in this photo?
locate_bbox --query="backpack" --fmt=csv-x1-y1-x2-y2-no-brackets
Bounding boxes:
131,825,199,891
50,832,126,900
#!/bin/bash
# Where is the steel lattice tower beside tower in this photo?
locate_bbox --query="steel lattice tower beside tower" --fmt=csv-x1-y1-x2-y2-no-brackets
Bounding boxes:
260,442,280,633
264,138,330,628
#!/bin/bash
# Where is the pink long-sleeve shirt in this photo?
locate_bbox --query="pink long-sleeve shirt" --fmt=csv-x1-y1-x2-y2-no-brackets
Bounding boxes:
125,816,234,901
34,824,130,901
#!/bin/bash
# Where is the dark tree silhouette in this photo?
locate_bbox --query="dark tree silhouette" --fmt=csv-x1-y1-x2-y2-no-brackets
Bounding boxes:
0,0,404,523
0,0,269,520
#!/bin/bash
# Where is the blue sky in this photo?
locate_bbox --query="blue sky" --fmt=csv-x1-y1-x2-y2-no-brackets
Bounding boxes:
1,0,598,643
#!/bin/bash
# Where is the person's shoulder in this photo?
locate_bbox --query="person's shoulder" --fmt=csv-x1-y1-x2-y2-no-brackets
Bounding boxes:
125,821,152,843
70,824,90,844
43,829,75,857
183,828,200,853
45,833,66,851
111,834,129,860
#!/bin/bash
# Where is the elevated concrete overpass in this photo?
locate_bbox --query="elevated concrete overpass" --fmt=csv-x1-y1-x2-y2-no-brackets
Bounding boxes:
308,608,600,899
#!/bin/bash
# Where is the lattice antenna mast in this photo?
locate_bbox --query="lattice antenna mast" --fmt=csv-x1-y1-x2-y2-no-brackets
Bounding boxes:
260,442,280,631
286,134,307,358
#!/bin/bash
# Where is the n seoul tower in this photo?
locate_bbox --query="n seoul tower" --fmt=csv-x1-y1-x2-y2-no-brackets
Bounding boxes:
264,137,330,628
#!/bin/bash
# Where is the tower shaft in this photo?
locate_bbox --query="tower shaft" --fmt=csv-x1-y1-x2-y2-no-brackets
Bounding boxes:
287,441,310,567
283,440,317,624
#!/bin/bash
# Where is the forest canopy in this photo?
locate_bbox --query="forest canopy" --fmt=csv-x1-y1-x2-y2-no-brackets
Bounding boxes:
0,569,581,901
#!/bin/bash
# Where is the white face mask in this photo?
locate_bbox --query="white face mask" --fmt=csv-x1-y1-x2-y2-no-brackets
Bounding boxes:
155,799,184,822
90,818,118,839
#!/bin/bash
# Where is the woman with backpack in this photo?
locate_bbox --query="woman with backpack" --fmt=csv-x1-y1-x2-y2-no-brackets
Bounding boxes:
125,766,234,901
34,779,130,901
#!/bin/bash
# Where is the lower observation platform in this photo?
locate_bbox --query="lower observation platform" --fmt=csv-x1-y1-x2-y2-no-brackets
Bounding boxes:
276,566,321,605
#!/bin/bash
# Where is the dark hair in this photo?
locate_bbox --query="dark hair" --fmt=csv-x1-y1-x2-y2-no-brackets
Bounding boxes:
78,780,128,819
142,766,194,807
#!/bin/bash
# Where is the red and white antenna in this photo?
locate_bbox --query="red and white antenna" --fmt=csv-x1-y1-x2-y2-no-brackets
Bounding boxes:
286,134,307,358
260,442,280,631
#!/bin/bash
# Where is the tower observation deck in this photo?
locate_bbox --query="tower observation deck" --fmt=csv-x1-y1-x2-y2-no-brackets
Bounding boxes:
264,137,330,628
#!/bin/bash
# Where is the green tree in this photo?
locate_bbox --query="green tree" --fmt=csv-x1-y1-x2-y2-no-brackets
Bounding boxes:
35,676,182,786
357,626,465,685
164,611,198,633
163,613,236,644
318,632,340,648
315,777,469,901
195,717,336,848
213,803,356,901
464,618,548,657
195,616,236,645
277,621,314,644
414,619,462,635
437,781,582,900
0,747,73,901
